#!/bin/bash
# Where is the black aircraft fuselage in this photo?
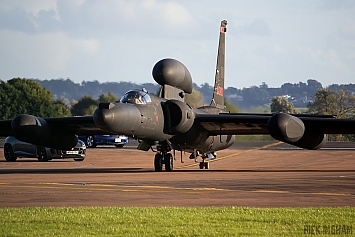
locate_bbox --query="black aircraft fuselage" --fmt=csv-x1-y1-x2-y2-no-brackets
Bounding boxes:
92,20,232,170
94,91,234,154
93,20,232,171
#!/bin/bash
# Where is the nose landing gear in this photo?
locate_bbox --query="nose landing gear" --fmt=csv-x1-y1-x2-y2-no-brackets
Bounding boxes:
154,153,173,172
154,141,173,172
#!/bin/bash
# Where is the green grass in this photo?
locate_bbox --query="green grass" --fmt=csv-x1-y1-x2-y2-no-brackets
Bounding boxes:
1,207,354,236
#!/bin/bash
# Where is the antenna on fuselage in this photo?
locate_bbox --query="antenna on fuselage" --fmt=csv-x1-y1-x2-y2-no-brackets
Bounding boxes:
152,58,193,101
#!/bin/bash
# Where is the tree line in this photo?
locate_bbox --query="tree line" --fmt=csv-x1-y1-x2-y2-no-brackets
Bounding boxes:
0,78,120,119
0,78,238,119
33,78,355,109
1,77,354,120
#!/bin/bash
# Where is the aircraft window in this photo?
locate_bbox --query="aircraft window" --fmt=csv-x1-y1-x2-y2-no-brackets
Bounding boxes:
119,90,151,104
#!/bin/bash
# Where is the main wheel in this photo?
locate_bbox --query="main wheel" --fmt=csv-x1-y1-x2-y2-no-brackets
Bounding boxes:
37,147,48,162
86,136,96,148
4,143,16,161
164,153,173,172
154,153,163,172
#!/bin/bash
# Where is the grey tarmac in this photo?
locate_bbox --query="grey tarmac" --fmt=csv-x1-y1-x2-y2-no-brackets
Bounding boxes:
0,141,354,207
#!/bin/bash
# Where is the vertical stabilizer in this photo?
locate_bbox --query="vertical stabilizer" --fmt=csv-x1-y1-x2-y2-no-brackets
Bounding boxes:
210,20,227,109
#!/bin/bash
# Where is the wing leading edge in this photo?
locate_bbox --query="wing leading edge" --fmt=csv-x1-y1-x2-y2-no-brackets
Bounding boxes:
0,115,108,137
195,113,355,136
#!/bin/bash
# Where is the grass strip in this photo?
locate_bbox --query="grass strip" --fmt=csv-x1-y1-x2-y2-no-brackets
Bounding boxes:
0,207,354,236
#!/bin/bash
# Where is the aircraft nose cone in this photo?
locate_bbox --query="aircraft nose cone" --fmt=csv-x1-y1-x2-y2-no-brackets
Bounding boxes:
93,102,142,135
93,103,114,128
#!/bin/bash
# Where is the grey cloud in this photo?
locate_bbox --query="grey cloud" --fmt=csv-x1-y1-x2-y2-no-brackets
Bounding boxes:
319,0,355,10
0,0,204,41
0,8,36,34
34,9,60,32
239,19,271,37
338,22,355,40
0,7,60,34
53,0,199,40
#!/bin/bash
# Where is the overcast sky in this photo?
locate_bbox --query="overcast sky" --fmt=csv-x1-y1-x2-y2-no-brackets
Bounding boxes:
0,0,354,89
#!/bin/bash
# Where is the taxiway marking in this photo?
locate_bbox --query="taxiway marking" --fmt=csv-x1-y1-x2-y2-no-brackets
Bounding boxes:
0,181,352,197
175,141,284,169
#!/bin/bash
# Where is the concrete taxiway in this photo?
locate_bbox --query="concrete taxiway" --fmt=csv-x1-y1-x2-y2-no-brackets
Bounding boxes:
0,141,354,207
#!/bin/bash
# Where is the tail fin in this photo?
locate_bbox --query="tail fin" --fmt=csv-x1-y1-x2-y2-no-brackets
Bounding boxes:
210,20,227,109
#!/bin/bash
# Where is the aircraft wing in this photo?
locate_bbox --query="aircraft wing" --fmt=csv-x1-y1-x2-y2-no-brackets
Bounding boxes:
0,120,13,136
195,113,270,135
0,116,107,137
42,116,110,135
195,113,355,135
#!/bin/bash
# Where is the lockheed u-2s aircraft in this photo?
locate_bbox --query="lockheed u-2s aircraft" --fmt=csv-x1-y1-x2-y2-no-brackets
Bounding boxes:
1,20,355,171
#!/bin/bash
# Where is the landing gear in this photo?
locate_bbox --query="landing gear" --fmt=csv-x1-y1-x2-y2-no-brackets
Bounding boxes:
152,141,216,171
154,153,163,172
154,141,173,172
164,153,173,172
154,152,173,172
199,161,210,169
196,152,216,169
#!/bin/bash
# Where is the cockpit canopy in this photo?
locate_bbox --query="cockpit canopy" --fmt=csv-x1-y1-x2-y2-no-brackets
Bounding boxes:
119,89,152,105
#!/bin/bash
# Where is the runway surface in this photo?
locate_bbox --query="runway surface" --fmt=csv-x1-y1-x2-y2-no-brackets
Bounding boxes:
0,141,354,207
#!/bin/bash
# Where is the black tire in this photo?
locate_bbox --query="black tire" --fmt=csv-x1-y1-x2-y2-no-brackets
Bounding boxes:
37,147,48,162
164,153,173,172
4,143,16,161
86,136,96,148
154,153,163,172
115,144,124,148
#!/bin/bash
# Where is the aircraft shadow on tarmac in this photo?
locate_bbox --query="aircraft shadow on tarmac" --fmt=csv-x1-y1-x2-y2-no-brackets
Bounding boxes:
1,167,355,175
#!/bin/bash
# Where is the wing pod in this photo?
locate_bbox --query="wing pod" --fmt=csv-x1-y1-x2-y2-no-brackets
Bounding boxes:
163,100,195,134
268,113,305,143
11,114,78,150
292,128,326,150
268,113,326,149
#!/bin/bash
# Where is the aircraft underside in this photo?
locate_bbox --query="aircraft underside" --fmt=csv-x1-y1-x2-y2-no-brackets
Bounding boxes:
151,134,235,172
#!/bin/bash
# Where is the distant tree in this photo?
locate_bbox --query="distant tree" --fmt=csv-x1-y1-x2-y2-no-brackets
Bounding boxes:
53,99,72,117
242,86,269,107
0,78,71,119
308,88,355,118
307,79,323,95
280,83,293,95
37,78,83,101
308,88,355,141
185,89,204,108
70,92,121,116
225,99,239,113
71,95,98,116
260,82,268,89
84,105,98,116
270,96,296,114
98,92,119,103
